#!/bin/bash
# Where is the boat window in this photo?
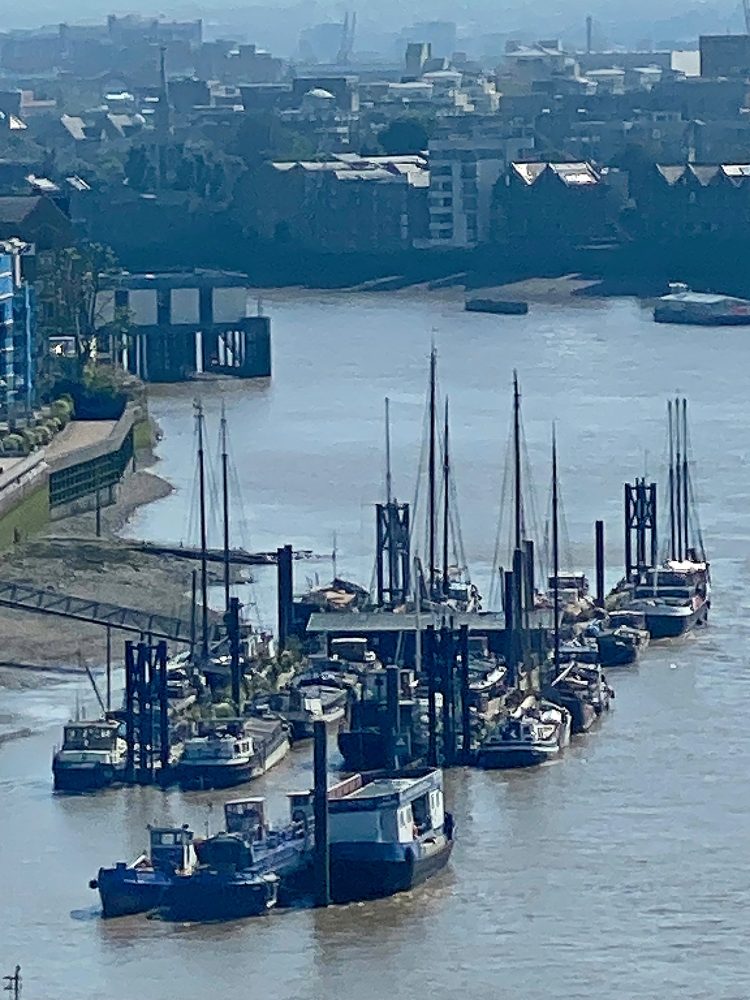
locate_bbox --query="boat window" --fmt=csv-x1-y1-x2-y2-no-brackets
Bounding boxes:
412,794,429,833
158,833,177,846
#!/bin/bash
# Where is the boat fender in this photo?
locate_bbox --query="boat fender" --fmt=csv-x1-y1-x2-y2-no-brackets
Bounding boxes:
88,879,98,889
404,847,415,871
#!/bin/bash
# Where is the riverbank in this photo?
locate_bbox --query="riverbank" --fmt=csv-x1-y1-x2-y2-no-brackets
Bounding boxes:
0,457,189,689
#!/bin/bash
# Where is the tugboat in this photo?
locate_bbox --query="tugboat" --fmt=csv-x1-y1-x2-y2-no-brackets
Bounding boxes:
91,825,197,917
327,768,454,903
52,718,126,791
476,699,572,768
174,715,290,790
161,795,314,920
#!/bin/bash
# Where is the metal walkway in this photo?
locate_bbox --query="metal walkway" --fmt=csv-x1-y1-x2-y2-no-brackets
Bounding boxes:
0,581,191,643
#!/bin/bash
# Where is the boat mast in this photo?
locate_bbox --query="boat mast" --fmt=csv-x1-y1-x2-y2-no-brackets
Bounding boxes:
552,426,560,676
682,397,690,558
667,399,677,560
221,401,230,614
674,394,683,561
428,346,437,597
195,399,209,661
513,370,522,553
385,396,392,506
442,396,450,596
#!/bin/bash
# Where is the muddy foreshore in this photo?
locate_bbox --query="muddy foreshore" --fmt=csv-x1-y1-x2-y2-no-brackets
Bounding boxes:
0,458,192,690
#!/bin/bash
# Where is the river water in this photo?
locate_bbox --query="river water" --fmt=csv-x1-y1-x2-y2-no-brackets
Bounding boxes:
3,290,750,999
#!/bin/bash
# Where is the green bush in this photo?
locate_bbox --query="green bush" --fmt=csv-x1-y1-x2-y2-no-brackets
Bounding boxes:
3,434,28,455
36,427,52,445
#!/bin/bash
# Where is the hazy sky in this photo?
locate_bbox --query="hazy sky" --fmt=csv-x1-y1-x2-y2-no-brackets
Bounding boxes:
4,0,743,54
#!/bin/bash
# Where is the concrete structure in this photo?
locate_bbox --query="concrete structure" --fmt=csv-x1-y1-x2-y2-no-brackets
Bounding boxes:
425,117,535,248
95,271,271,383
0,238,36,419
700,35,750,79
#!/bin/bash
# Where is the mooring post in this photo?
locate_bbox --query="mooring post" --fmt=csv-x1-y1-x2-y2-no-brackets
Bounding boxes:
458,624,471,762
385,664,400,769
440,626,455,766
157,640,170,775
425,624,438,766
522,538,535,611
595,520,605,608
504,570,516,689
141,643,155,784
226,596,242,713
277,544,293,652
124,640,135,782
313,719,330,908
105,625,112,712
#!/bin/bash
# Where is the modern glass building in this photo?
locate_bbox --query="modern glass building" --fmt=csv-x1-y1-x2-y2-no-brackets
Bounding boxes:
0,239,36,418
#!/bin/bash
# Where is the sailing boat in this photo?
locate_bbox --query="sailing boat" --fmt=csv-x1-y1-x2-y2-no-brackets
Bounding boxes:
477,398,572,768
418,348,480,612
627,398,710,638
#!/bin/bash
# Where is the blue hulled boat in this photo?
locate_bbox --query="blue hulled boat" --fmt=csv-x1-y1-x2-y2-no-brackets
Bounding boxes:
327,768,454,903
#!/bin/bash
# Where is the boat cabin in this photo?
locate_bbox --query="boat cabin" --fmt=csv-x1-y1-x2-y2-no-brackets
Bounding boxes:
548,573,589,599
182,732,254,762
329,637,376,664
327,769,445,845
62,720,119,752
225,797,266,841
147,825,195,874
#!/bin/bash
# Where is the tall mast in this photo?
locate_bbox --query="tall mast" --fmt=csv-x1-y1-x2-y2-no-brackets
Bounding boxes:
195,400,209,660
682,398,690,558
221,401,230,614
428,346,437,596
385,396,392,506
674,394,683,561
667,399,677,559
552,426,560,675
442,396,450,596
513,370,522,553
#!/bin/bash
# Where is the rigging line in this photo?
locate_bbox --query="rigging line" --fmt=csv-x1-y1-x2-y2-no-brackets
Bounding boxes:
489,413,514,608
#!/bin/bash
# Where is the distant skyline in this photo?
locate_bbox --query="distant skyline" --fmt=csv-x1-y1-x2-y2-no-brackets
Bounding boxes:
3,0,745,57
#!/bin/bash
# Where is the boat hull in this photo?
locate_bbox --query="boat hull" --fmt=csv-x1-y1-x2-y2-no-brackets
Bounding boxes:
176,761,260,790
53,762,122,792
93,866,171,918
164,872,277,921
476,744,560,768
329,837,453,903
654,308,750,326
642,602,708,639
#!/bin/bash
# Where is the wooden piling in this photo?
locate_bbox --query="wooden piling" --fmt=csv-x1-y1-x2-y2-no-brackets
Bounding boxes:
595,520,605,608
426,624,438,766
276,544,293,651
458,624,470,762
386,664,400,769
313,720,330,908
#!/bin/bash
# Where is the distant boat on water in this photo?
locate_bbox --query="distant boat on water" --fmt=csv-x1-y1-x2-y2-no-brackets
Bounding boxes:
465,297,529,316
654,284,750,325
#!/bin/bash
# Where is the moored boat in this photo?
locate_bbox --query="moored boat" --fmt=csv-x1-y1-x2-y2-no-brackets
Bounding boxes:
91,825,196,918
628,561,709,639
52,719,126,792
476,699,572,769
465,297,529,315
327,767,454,903
653,284,750,325
174,715,290,790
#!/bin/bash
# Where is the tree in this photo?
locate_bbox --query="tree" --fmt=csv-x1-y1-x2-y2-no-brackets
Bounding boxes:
36,242,121,375
378,116,433,155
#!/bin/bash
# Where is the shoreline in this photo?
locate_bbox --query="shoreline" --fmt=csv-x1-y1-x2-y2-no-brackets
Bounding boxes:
0,445,183,691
